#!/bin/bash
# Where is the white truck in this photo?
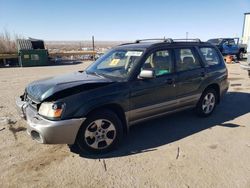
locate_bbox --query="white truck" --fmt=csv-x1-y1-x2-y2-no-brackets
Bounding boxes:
242,13,250,45
240,13,250,77
240,40,250,77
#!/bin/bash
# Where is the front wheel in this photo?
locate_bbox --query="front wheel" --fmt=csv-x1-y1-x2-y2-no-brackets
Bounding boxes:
196,89,217,117
237,51,244,60
75,109,124,154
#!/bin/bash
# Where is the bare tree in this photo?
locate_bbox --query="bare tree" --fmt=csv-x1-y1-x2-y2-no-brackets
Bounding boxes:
0,29,19,53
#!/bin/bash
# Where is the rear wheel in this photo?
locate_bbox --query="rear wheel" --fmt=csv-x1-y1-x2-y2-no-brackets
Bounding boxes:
196,89,217,117
76,109,124,154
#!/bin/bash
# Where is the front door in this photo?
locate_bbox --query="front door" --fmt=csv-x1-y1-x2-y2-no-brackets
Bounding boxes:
128,48,177,122
222,39,239,55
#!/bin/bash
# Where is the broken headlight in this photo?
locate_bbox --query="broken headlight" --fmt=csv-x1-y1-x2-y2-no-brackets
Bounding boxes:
38,102,65,118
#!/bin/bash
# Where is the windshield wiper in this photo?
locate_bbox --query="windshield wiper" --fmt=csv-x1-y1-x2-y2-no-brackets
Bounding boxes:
87,71,105,78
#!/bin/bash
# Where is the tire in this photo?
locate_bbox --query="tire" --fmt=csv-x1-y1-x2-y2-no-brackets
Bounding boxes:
196,88,218,117
75,109,124,154
237,51,243,60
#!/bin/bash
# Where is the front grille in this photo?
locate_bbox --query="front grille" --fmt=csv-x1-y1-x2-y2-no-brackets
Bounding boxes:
26,95,39,110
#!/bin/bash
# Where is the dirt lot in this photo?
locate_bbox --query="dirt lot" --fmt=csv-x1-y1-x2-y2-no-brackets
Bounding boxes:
0,62,249,188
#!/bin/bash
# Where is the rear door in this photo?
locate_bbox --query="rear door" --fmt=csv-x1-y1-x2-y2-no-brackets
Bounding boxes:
174,47,205,106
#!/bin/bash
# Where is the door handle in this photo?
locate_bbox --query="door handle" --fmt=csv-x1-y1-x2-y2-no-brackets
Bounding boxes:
165,78,174,85
200,72,206,77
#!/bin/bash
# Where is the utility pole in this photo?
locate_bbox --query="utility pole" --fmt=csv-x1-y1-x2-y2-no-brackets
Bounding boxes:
92,36,95,60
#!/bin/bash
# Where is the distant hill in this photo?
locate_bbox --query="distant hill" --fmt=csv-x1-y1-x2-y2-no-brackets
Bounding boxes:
45,40,131,50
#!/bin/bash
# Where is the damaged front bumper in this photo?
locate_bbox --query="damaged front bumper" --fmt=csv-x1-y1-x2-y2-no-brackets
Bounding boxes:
16,97,85,144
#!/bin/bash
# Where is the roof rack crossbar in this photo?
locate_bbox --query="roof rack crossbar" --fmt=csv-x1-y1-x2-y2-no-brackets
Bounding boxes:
135,38,173,43
118,42,137,46
119,38,202,46
173,38,201,42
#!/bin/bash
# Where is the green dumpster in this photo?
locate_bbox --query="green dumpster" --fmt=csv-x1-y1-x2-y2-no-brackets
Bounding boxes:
17,38,50,67
19,49,49,67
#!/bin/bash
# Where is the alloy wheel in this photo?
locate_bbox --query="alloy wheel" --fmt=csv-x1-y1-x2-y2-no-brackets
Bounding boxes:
202,92,216,114
84,119,116,149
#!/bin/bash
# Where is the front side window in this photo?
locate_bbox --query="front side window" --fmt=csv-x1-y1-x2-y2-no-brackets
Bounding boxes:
175,48,201,72
223,39,236,46
142,49,173,76
228,39,236,45
200,47,220,66
86,49,143,79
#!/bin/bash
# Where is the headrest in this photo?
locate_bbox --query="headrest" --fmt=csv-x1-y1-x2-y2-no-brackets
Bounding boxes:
183,56,194,64
153,56,170,64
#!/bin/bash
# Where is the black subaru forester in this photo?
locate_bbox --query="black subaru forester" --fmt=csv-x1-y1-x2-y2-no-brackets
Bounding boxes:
16,38,229,154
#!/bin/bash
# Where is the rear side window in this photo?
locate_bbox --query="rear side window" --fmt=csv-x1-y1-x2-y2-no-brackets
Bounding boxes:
175,48,201,72
200,47,220,66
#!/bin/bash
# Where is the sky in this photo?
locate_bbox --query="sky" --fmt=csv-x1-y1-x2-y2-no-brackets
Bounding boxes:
0,0,249,41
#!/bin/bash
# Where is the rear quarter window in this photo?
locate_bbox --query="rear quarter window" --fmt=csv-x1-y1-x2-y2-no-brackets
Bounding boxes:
199,47,221,66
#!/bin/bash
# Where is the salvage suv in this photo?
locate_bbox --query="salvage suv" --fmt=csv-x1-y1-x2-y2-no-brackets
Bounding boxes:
16,38,229,154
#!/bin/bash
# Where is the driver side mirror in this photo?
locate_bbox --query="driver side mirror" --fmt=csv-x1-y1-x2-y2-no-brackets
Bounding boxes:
139,69,155,79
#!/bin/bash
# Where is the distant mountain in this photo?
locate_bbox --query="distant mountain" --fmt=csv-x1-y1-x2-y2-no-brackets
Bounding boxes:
45,40,131,49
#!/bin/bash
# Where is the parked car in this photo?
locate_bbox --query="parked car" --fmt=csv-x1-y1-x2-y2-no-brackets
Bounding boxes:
16,38,229,154
240,40,250,77
207,38,247,60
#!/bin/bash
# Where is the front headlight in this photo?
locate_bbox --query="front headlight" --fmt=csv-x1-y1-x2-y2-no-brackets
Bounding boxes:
38,102,65,118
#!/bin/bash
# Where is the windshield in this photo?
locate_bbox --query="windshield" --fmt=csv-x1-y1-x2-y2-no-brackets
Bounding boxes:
86,49,144,80
207,39,222,45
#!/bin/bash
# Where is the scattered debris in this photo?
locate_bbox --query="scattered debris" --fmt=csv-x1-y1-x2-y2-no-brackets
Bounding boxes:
230,73,241,75
8,124,26,140
230,83,242,87
7,118,17,125
0,117,7,124
228,77,243,81
102,159,107,171
233,87,244,91
0,127,5,131
0,117,17,125
209,144,217,149
176,147,180,159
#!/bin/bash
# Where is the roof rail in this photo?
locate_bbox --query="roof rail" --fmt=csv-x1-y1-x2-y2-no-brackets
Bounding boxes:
118,42,136,46
173,38,201,43
118,38,201,46
135,38,173,43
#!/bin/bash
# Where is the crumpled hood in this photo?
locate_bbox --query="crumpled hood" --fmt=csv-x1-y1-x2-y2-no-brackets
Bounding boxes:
26,71,113,102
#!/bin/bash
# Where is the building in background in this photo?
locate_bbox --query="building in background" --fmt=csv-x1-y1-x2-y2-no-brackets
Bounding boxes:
242,12,250,44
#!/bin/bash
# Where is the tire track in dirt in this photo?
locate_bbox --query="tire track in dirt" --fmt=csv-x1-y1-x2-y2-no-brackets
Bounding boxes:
14,145,70,173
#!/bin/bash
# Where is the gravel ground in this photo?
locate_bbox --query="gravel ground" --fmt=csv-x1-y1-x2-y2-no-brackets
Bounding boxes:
0,61,249,188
